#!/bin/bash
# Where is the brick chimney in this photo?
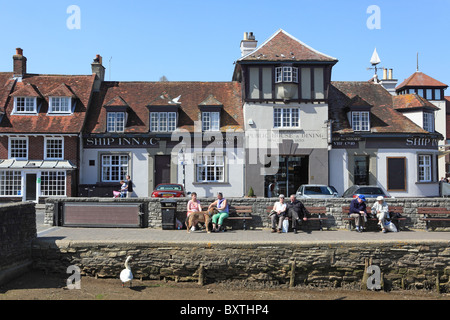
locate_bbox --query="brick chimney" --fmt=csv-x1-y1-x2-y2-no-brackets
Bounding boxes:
13,48,27,79
91,54,105,92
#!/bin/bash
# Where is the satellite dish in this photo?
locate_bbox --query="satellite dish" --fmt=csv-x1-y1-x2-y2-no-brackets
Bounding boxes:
370,48,381,65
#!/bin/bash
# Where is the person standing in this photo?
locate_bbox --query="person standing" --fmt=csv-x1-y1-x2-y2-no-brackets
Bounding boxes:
285,194,309,234
126,175,133,197
349,194,367,232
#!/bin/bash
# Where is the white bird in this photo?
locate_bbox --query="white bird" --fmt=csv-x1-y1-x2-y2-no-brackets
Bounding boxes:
120,256,133,287
169,95,181,105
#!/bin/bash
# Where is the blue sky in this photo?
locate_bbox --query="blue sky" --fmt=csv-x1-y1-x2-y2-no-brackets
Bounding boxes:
0,0,449,90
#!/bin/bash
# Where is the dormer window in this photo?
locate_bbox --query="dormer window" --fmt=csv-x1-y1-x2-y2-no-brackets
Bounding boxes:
199,95,223,132
351,111,370,131
202,111,220,131
14,97,37,114
150,112,177,132
49,97,72,114
107,112,126,132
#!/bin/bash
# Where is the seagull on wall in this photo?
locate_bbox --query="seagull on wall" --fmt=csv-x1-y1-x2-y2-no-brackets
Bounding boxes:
120,256,133,288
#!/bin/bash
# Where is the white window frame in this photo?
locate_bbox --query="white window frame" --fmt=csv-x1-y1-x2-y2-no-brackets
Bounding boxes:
418,154,432,182
202,112,220,131
48,97,72,114
273,107,300,128
13,97,37,114
9,137,28,160
40,171,66,196
196,154,225,183
0,170,22,197
101,154,129,182
351,111,370,131
107,112,126,132
275,66,298,83
423,112,434,132
150,112,177,132
44,138,64,160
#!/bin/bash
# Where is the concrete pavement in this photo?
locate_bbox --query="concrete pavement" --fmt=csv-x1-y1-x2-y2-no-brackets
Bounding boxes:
37,224,449,245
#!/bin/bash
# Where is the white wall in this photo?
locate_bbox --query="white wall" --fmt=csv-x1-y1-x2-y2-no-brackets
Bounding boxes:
81,148,149,197
431,100,447,178
329,148,348,195
178,146,245,197
329,148,440,197
374,149,439,197
244,102,329,149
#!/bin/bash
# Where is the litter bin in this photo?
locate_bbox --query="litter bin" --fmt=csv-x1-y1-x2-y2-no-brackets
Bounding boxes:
161,199,177,230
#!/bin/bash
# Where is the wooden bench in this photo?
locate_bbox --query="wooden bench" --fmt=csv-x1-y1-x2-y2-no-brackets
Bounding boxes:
342,206,405,231
266,205,328,231
226,205,253,230
418,207,450,231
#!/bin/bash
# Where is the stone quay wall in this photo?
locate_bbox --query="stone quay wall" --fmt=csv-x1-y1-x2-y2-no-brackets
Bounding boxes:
45,197,450,231
31,239,450,292
0,202,36,285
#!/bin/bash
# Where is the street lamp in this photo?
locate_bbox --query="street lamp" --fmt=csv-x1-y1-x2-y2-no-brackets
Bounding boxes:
179,141,186,192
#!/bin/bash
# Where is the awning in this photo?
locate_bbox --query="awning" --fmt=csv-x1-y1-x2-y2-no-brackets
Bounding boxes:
0,159,77,169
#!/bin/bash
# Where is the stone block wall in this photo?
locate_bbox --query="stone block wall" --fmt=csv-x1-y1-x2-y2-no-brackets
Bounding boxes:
0,202,36,285
31,240,450,292
45,197,450,231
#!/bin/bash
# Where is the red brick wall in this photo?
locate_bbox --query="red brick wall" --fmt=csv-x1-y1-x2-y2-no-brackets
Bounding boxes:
0,137,7,159
0,135,79,198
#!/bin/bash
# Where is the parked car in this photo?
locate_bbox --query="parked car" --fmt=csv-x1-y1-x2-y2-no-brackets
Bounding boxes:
151,184,186,198
295,184,339,199
342,185,389,199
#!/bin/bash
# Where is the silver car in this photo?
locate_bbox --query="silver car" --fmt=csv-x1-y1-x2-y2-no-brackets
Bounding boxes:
295,184,339,199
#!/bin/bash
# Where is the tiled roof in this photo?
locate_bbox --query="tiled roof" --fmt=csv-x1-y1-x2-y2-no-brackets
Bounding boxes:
9,82,42,98
396,71,448,90
329,81,429,135
239,29,338,63
85,81,243,134
45,83,78,98
0,73,96,134
393,94,440,111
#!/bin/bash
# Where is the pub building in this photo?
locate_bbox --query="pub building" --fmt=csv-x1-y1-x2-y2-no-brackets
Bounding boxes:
394,70,448,178
328,79,444,197
80,68,245,197
0,49,97,202
232,29,338,197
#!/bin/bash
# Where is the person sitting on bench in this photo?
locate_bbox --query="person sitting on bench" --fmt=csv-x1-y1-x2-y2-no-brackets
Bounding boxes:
208,192,229,232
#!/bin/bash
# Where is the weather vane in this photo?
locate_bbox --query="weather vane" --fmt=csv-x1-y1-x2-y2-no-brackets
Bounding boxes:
367,48,381,81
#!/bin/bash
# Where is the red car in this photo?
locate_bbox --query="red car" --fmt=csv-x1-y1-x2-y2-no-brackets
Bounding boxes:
151,184,186,198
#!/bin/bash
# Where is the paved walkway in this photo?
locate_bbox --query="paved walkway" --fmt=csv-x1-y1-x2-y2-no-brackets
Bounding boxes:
37,225,450,244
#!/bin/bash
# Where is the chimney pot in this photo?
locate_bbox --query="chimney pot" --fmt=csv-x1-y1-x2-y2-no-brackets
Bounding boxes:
388,68,393,80
16,48,23,56
91,54,105,91
240,32,257,57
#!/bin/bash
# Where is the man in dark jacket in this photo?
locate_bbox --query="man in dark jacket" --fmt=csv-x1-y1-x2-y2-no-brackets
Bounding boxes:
286,194,309,234
349,194,367,232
